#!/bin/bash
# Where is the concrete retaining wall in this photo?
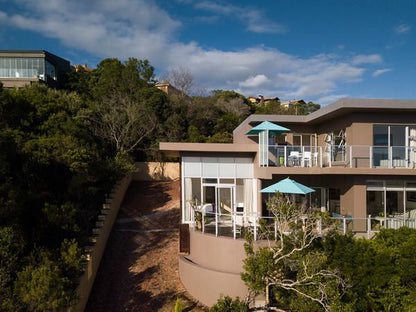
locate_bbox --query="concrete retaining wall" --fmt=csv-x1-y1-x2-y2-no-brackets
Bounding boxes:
179,230,250,307
73,174,133,312
134,162,179,181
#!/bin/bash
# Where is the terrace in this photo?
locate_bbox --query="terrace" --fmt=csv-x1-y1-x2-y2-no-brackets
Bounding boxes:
192,210,416,240
264,144,416,169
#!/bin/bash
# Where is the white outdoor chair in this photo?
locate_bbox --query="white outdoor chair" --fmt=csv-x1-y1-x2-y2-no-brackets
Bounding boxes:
302,151,312,167
288,151,301,166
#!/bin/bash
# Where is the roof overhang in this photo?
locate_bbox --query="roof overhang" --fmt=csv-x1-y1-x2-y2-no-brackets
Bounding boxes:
159,142,257,157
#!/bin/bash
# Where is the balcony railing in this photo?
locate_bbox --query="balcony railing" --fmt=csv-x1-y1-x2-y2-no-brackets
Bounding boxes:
264,145,416,169
193,211,416,240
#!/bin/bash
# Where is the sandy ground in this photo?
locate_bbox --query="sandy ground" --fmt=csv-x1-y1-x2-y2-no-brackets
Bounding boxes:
85,181,208,312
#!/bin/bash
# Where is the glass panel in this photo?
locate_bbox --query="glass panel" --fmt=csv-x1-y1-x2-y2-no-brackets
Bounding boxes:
390,126,405,146
219,179,234,184
374,125,388,146
45,60,56,80
203,186,215,206
329,188,340,214
218,157,235,177
373,146,388,167
183,157,201,177
386,180,404,189
293,135,301,146
203,178,217,184
367,191,384,216
235,179,244,213
217,188,232,215
311,188,325,212
0,57,46,78
202,157,218,177
406,191,416,218
386,191,404,216
184,178,201,221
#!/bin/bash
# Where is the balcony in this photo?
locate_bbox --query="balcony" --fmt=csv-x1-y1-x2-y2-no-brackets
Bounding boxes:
192,211,416,241
263,145,416,169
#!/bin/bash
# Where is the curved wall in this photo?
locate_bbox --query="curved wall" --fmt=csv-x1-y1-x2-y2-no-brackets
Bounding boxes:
179,230,250,307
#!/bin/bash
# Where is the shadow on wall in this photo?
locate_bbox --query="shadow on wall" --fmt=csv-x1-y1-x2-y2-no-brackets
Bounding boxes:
134,162,179,181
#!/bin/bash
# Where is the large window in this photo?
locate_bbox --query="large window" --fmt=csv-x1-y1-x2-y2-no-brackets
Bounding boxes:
182,157,254,223
366,180,416,217
373,125,409,167
0,57,45,78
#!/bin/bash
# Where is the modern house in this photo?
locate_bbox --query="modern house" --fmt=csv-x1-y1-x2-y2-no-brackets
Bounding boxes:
0,50,71,89
159,98,416,306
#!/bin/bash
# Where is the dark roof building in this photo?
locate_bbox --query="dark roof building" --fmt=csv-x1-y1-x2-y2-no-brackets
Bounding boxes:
0,50,71,89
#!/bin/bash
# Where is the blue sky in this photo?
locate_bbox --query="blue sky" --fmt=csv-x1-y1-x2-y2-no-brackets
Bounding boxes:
0,0,415,105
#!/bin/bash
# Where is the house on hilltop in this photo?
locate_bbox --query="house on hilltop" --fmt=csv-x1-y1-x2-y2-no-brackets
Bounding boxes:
247,95,279,105
280,99,306,108
159,98,416,306
0,50,71,89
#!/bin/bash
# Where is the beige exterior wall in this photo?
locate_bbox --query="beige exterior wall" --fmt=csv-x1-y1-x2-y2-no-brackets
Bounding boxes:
180,230,252,307
1,78,38,88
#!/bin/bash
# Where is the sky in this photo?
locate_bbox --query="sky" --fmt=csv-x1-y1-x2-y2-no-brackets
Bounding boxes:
0,0,415,105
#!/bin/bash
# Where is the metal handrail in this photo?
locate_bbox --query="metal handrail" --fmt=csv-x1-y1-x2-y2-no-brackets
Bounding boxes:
195,211,416,240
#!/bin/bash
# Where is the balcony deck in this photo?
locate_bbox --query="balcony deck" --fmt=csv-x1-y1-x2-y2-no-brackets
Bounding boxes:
263,145,416,170
193,211,416,241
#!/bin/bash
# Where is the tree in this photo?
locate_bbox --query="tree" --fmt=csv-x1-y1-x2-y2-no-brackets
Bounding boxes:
242,194,346,311
162,66,194,96
82,58,162,155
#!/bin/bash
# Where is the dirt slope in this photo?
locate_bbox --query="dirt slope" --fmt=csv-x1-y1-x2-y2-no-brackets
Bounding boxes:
85,180,207,312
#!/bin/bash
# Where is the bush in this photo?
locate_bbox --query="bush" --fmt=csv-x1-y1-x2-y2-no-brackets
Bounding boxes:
210,296,249,312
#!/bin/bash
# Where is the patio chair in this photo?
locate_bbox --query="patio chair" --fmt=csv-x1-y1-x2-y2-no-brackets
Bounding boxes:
302,151,312,167
288,151,301,166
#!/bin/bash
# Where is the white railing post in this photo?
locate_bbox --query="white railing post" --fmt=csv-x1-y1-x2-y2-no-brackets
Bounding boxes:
343,217,347,235
350,145,353,168
370,146,373,168
367,215,371,239
233,213,236,240
215,211,218,237
284,146,287,167
389,146,393,168
329,145,332,167
254,216,257,241
320,147,323,167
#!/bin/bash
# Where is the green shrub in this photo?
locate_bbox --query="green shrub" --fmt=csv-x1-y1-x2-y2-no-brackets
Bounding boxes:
210,296,249,312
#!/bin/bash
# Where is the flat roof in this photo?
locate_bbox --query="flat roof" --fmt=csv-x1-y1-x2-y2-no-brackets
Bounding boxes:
159,142,257,156
234,98,416,135
0,50,69,63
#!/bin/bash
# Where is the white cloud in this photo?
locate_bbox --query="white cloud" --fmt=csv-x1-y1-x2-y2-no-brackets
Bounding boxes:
239,74,271,88
395,24,411,34
372,68,392,77
0,0,378,105
194,1,286,33
351,54,382,65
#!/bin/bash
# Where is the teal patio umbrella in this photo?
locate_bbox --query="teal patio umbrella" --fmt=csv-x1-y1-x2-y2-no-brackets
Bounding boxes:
245,121,291,136
260,178,315,195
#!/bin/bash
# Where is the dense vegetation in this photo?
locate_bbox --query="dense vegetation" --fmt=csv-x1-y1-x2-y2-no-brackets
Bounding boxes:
0,57,319,310
0,80,135,310
238,194,416,311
